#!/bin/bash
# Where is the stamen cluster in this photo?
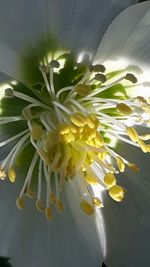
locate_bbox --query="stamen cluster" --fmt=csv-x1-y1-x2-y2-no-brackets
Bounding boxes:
0,53,150,220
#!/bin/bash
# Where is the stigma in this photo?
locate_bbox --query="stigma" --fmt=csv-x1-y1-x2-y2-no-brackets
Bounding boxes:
0,52,150,220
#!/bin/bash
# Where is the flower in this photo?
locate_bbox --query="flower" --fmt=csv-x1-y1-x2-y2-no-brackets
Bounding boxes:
0,1,149,267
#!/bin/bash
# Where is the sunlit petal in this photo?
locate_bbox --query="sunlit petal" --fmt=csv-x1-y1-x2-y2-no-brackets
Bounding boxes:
94,2,150,68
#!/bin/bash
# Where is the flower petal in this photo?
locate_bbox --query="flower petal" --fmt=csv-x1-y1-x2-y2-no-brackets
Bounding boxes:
0,0,138,85
102,141,150,266
94,2,150,68
0,179,104,267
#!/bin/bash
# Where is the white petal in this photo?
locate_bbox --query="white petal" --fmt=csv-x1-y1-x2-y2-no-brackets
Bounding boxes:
0,179,103,267
0,0,138,85
94,2,150,68
103,141,150,266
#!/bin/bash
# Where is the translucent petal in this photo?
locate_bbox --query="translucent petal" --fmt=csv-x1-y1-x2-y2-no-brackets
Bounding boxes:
0,0,138,85
94,2,150,68
102,141,150,266
0,179,104,267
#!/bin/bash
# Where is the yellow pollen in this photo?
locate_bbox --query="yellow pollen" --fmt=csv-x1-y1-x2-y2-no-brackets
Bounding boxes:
16,197,25,210
59,124,70,135
55,199,64,212
49,192,56,204
69,124,77,133
95,132,104,146
126,126,139,142
80,200,94,215
70,113,86,127
86,116,96,129
128,163,140,173
109,185,124,202
8,167,16,183
93,197,104,208
116,157,125,172
137,139,148,153
104,172,116,188
85,174,99,185
0,168,6,180
146,144,150,152
45,207,52,220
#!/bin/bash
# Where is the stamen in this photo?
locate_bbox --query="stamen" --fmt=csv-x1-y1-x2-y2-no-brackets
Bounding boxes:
18,152,39,199
56,86,74,98
93,64,106,73
6,89,49,110
94,73,107,83
0,129,29,148
39,64,52,97
1,54,149,217
125,73,137,84
52,101,72,115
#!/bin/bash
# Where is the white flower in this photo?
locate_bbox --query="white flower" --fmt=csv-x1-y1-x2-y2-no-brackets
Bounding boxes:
1,1,149,267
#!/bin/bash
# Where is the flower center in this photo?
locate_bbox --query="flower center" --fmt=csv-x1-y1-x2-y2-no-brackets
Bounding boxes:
1,53,150,220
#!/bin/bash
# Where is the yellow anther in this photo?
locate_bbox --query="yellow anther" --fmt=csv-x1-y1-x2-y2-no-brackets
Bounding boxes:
128,163,140,173
138,139,148,153
146,144,150,152
126,126,139,142
35,199,45,213
98,152,106,161
88,129,97,139
0,167,6,180
31,123,43,141
62,131,75,143
88,115,100,129
59,124,70,135
88,138,95,147
26,187,35,198
116,157,125,172
104,172,116,188
109,185,124,202
75,84,90,96
86,116,96,129
45,207,52,220
56,199,64,212
69,124,77,133
95,132,104,146
16,197,25,210
80,200,94,215
49,192,56,204
79,126,84,133
139,134,150,141
8,167,16,183
70,114,86,127
85,174,99,185
93,197,104,208
117,103,133,115
68,131,76,142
